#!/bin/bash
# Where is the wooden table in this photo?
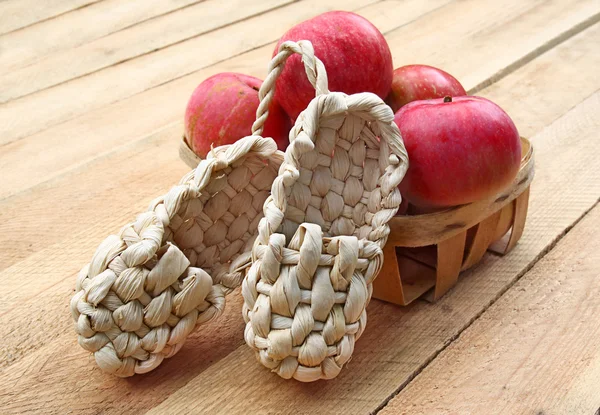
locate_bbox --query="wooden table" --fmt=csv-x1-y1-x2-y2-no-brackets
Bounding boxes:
1,1,599,413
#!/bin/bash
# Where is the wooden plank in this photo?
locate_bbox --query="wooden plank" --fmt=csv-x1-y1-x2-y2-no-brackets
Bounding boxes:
1,62,599,415
387,0,600,101
0,0,293,104
0,1,557,273
0,7,596,313
1,292,248,414
480,35,600,139
4,0,598,145
381,204,600,415
0,0,392,146
462,209,502,270
0,1,596,205
0,0,100,35
0,0,204,73
0,0,441,149
432,231,466,300
0,0,448,194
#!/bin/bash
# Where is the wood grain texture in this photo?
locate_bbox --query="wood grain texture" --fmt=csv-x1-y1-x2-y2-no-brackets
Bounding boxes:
0,0,100,35
0,0,448,161
1,0,597,201
481,22,600,139
381,204,600,415
0,291,248,414
432,231,466,300
0,0,389,145
0,0,292,103
385,0,600,95
0,0,203,72
1,14,597,278
140,91,600,415
1,64,599,415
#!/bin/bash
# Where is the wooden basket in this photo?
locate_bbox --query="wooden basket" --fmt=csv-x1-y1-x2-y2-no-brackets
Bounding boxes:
181,133,533,307
374,137,534,305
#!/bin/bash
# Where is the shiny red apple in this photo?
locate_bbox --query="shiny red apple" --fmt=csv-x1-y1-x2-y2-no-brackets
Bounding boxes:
394,96,521,208
273,11,393,120
386,65,467,113
185,73,291,158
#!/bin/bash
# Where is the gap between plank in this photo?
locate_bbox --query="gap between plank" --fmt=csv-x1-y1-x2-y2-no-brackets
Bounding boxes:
0,0,300,105
0,0,409,155
9,0,211,71
0,0,369,149
64,0,211,44
469,11,600,94
0,0,102,36
372,197,600,414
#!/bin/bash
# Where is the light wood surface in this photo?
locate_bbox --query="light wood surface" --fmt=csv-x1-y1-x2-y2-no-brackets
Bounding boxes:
1,0,597,197
0,0,292,103
0,0,204,71
382,204,600,415
0,0,100,35
0,1,598,414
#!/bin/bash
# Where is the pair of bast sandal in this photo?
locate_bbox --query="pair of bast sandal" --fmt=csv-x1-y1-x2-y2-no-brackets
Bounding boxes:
70,40,409,382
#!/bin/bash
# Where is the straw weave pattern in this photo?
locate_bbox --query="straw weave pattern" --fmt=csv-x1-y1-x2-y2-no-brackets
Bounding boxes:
242,41,409,381
71,136,283,376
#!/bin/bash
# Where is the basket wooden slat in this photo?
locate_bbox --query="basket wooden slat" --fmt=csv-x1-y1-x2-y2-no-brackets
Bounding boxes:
373,137,534,305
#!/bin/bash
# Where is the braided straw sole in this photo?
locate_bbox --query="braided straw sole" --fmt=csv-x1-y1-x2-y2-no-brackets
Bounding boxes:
242,41,409,382
71,137,283,376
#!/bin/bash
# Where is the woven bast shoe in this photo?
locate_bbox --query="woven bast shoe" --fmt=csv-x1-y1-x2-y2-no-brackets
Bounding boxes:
70,135,283,377
242,41,409,382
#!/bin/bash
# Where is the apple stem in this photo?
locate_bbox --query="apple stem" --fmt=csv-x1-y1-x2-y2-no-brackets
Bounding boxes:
444,96,452,103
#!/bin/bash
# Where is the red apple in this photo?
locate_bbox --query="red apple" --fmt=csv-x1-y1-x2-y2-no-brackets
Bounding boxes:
394,96,521,208
386,65,467,113
185,72,291,158
273,11,393,120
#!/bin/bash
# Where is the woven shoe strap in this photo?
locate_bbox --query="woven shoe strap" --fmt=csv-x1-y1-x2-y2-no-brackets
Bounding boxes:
251,40,329,136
